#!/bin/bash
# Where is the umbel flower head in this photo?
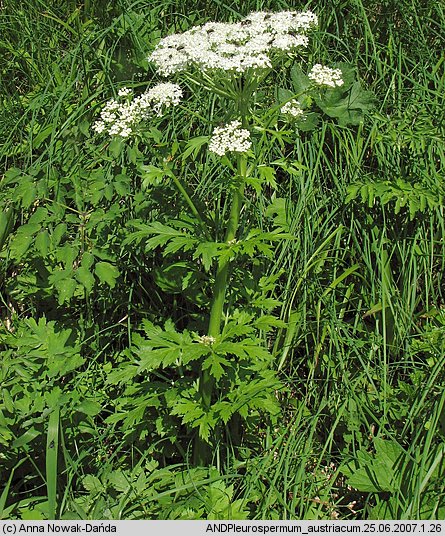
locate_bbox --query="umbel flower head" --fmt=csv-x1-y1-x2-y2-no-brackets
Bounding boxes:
308,64,344,88
149,10,318,76
93,83,183,138
208,120,252,156
281,99,304,118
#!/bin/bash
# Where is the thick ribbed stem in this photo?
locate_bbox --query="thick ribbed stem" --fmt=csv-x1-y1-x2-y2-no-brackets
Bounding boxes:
193,91,250,466
194,154,247,466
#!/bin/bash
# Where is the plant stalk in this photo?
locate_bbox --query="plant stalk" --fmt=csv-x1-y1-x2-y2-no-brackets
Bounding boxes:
194,91,250,466
194,152,247,466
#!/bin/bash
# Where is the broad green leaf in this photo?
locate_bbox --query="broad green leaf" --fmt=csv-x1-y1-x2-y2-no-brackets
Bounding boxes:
35,231,50,256
109,137,124,158
75,265,95,293
318,81,375,126
296,112,319,131
0,208,14,249
95,262,119,288
344,439,404,493
55,277,77,304
277,87,294,103
75,400,102,416
290,63,311,94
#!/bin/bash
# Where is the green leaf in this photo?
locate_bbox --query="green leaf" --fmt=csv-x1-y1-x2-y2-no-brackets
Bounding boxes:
12,428,40,448
202,353,230,381
253,315,287,331
75,400,102,416
55,277,77,304
107,471,130,493
75,265,95,293
258,166,277,189
9,233,34,258
182,136,209,160
343,438,404,493
193,241,222,271
35,231,50,256
277,88,294,103
109,137,124,158
291,63,311,94
46,407,59,520
0,208,14,249
139,165,168,188
95,262,119,288
318,81,375,126
82,475,104,493
52,223,67,246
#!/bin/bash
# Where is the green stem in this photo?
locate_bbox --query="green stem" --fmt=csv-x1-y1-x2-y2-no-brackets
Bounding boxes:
193,91,250,466
194,154,247,466
208,161,246,337
169,170,211,240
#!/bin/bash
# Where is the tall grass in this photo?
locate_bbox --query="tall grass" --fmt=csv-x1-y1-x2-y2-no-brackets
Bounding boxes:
1,0,444,520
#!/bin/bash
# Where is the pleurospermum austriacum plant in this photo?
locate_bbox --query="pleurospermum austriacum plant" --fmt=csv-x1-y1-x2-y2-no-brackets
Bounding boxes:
93,10,374,466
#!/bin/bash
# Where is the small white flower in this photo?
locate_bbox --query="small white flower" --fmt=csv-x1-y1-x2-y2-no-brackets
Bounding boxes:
308,64,344,88
198,335,216,346
208,120,252,156
93,83,182,138
147,82,183,114
281,99,304,118
271,34,309,51
117,87,132,97
92,120,106,134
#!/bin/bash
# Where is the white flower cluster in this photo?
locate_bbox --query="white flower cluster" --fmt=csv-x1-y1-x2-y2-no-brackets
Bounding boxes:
147,82,183,115
93,83,183,138
149,10,318,76
208,120,251,156
308,64,344,88
280,99,304,118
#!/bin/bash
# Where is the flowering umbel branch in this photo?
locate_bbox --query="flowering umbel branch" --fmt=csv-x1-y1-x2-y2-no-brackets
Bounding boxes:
149,11,318,76
92,83,183,138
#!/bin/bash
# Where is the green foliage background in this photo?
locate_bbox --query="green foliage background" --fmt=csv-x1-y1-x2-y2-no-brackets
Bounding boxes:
1,0,444,520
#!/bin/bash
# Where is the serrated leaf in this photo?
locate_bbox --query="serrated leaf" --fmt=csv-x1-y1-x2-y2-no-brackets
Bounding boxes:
318,81,375,126
202,353,230,381
258,166,277,189
344,439,404,493
193,241,222,271
254,315,287,331
107,471,130,493
139,165,167,188
82,475,104,493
